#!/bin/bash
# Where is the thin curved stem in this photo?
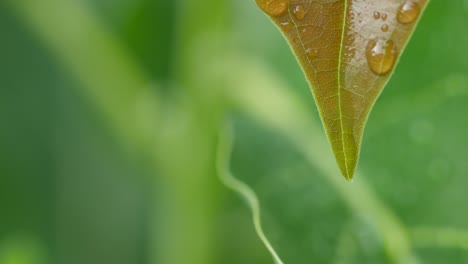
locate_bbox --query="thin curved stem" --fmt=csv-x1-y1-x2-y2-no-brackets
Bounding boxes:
216,123,284,264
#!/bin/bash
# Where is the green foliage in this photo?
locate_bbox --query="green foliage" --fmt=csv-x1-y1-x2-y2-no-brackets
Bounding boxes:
0,0,467,264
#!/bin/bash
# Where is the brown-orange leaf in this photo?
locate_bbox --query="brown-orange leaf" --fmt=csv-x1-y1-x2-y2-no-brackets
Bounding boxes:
256,0,429,180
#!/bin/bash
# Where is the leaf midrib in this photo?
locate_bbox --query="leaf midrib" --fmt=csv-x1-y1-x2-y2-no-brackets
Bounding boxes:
287,0,351,179
337,0,350,179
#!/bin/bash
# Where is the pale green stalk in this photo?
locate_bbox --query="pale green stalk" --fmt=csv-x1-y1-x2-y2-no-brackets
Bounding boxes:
411,227,468,251
217,124,284,264
5,1,222,264
5,0,158,154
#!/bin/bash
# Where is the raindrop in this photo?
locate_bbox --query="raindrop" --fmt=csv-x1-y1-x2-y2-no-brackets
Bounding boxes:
381,24,389,32
397,1,421,24
293,4,307,20
373,11,381,19
256,0,288,17
280,21,294,31
366,39,398,75
305,47,318,59
382,13,388,21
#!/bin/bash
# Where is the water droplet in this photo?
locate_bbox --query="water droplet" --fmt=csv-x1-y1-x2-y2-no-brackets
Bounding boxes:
305,47,318,59
366,39,398,75
256,0,288,17
382,13,388,21
381,24,389,32
280,21,294,31
397,2,421,24
373,11,381,19
293,4,307,20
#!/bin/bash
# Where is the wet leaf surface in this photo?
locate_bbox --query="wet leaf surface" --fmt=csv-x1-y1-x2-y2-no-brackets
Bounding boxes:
256,0,429,180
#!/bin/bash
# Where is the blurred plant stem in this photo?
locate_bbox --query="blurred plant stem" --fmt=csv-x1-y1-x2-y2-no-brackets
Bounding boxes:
411,226,468,251
5,0,156,153
217,124,284,264
156,0,231,263
6,0,229,264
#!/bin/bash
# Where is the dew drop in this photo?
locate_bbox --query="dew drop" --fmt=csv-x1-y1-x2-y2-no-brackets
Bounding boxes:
305,47,318,59
366,39,398,75
382,13,388,21
381,24,389,32
256,0,288,17
293,4,307,20
280,21,294,31
373,11,381,19
397,1,421,24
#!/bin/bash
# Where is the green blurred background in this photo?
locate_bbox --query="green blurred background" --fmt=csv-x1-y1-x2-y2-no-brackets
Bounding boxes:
1,0,467,264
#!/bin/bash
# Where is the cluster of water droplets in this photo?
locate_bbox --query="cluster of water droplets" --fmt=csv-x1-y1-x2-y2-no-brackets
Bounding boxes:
293,5,318,59
366,1,421,75
256,0,421,75
373,11,389,32
256,0,319,59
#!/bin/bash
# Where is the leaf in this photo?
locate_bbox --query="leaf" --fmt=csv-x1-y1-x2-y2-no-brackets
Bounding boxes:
255,0,429,180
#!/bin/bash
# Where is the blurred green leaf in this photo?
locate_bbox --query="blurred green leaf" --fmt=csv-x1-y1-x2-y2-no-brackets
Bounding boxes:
0,236,45,264
1,0,468,264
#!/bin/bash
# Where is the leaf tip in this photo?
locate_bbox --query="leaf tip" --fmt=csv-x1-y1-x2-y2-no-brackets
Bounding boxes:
332,140,359,181
338,159,357,181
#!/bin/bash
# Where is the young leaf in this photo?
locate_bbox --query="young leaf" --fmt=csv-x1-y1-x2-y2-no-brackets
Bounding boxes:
255,0,429,180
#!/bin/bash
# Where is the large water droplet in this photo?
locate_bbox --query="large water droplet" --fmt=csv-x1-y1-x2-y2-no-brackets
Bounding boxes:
373,11,381,19
366,39,398,75
397,2,421,24
293,4,307,20
256,0,288,17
